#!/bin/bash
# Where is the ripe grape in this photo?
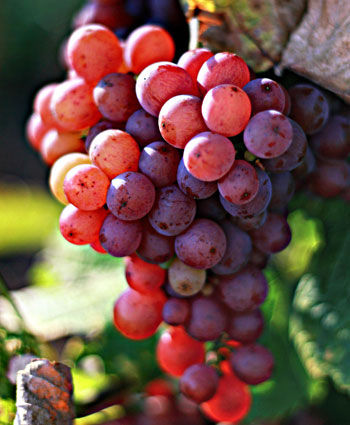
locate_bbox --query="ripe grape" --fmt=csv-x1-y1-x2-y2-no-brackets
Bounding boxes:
148,185,196,236
90,238,107,254
99,213,142,257
51,78,101,132
25,113,51,151
243,78,285,115
124,255,166,294
63,163,110,210
89,129,140,179
156,327,205,377
201,361,251,423
124,25,175,74
281,85,292,115
93,73,140,122
231,209,267,232
308,159,350,198
292,146,316,180
180,364,219,403
230,344,274,385
59,204,108,245
289,84,329,135
243,110,293,158
250,212,292,253
175,218,227,269
220,168,272,218
139,141,181,188
34,83,66,131
49,152,91,204
145,378,174,398
67,24,123,84
201,84,251,137
262,119,307,172
158,95,208,149
177,48,214,96
218,265,268,312
183,131,235,182
136,62,195,116
137,219,175,264
197,52,250,95
309,114,350,159
113,288,166,340
196,195,227,221
269,172,295,211
211,219,252,275
186,296,228,341
226,309,264,343
249,247,270,269
168,258,206,297
40,129,85,166
218,160,259,205
107,171,155,220
125,109,162,148
85,120,121,153
177,159,217,200
162,298,190,326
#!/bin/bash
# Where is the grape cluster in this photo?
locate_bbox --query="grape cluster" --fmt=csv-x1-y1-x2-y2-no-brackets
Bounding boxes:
26,15,350,424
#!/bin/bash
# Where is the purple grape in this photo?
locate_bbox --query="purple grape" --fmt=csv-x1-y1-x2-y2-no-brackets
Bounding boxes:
139,141,181,188
137,219,175,264
292,146,316,180
262,119,307,172
218,265,268,312
196,195,227,221
289,84,329,135
148,184,196,236
249,247,270,269
226,309,264,343
175,218,227,269
163,297,190,326
243,78,286,115
220,169,272,218
125,109,162,148
107,171,155,220
99,213,142,257
243,110,293,159
230,344,274,385
230,209,267,232
309,114,350,160
180,364,219,403
211,219,252,275
269,172,295,212
218,159,259,205
185,296,228,341
308,159,350,198
177,159,217,200
250,212,292,254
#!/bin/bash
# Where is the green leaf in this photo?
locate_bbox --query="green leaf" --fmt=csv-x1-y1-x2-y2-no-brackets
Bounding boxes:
290,195,350,394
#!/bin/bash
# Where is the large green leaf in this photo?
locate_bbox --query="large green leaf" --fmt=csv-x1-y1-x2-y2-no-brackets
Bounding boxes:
290,195,350,394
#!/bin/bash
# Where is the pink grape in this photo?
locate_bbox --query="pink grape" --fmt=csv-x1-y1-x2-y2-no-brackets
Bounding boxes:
135,61,195,116
183,131,235,182
67,24,123,84
158,95,208,149
201,84,251,137
59,204,108,245
243,78,285,115
63,163,110,210
197,52,250,95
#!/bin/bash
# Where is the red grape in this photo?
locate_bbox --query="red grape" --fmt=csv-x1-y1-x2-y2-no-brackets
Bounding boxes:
180,364,219,403
156,327,205,377
124,255,166,294
113,288,166,340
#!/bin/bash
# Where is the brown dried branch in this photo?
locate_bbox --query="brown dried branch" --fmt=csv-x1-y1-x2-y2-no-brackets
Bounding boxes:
15,358,75,425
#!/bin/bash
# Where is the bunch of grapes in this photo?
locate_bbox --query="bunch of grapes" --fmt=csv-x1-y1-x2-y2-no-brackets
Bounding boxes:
25,10,350,423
